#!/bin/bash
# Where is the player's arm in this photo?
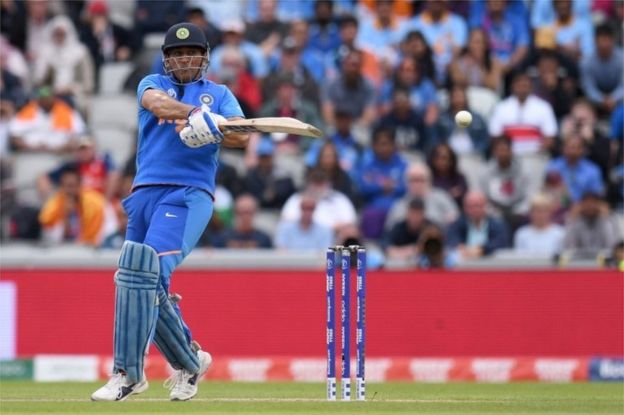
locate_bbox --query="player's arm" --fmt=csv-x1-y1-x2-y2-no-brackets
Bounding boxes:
220,116,249,148
141,88,195,120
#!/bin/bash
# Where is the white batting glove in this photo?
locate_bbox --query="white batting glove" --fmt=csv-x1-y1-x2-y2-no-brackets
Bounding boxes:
179,125,205,148
186,107,226,145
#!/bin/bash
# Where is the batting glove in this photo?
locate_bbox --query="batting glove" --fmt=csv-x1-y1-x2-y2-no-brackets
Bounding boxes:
179,125,205,148
187,107,226,144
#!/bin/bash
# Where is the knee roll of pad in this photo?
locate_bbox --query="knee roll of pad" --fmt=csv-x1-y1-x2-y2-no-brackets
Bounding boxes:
113,241,160,383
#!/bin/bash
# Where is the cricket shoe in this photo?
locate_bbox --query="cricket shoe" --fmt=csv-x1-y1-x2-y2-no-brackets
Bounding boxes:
165,346,213,401
91,372,149,401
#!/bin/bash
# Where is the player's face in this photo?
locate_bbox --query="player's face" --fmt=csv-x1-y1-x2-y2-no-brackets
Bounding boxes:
164,47,207,83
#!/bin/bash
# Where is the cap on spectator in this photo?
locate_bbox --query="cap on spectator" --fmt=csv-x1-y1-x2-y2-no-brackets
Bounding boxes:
408,196,425,210
35,86,53,98
256,137,275,156
88,1,108,16
220,19,245,34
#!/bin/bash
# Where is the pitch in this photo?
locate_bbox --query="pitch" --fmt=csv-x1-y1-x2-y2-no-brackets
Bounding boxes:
1,381,622,414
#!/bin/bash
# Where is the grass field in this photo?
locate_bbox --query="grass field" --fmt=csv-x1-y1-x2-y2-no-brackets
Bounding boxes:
1,381,622,415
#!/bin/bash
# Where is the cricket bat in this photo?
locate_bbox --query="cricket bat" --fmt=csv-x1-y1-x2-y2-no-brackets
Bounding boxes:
220,117,323,138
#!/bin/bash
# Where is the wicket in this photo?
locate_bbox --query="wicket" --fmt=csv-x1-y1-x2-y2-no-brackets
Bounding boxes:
326,245,366,401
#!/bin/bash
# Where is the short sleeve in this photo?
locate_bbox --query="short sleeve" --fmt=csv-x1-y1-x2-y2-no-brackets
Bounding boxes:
217,86,245,119
137,74,164,108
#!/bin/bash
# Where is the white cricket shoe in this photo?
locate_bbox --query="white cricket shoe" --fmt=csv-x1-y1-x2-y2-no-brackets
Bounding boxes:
165,350,213,401
91,372,149,401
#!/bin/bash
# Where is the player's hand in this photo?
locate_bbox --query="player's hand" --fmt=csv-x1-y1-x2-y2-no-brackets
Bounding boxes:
187,107,226,143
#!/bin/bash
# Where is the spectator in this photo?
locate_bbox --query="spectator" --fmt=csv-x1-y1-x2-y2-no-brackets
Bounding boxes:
406,0,468,84
37,134,119,201
0,35,30,90
581,24,623,114
384,196,433,261
305,109,361,176
541,170,572,225
33,16,94,114
563,192,619,254
427,143,468,207
213,194,272,249
488,71,558,154
414,223,456,268
0,98,16,155
377,88,428,154
398,30,436,82
187,0,244,28
379,56,439,126
245,0,289,57
449,27,503,92
259,71,322,153
186,7,222,51
479,135,530,227
213,46,262,116
514,193,564,255
604,240,624,270
307,0,341,57
210,19,268,79
134,0,185,40
8,85,85,152
611,102,623,158
533,0,594,62
559,99,612,180
603,0,623,47
531,50,577,119
546,135,604,203
78,0,134,88
7,0,51,63
477,0,529,74
264,36,320,107
216,159,243,200
321,48,376,129
280,168,357,231
385,162,459,231
38,165,106,246
309,141,358,205
356,126,407,239
446,190,510,260
435,86,490,157
243,137,296,209
356,0,406,66
285,19,327,83
274,193,334,251
0,54,27,110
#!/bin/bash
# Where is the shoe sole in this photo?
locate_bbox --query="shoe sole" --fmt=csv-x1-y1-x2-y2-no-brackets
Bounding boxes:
90,380,149,402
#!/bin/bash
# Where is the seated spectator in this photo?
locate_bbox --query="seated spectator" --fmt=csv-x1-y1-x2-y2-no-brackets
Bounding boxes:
321,48,376,129
398,30,436,82
8,85,85,152
274,193,334,251
307,0,341,57
385,162,459,231
134,0,186,40
37,134,119,201
559,99,612,180
0,98,15,155
533,0,594,62
38,165,106,246
449,27,503,92
281,168,357,231
513,193,565,255
0,46,27,110
541,171,572,224
546,135,604,203
0,36,30,89
406,0,468,84
210,19,268,79
479,135,529,228
488,71,557,154
259,71,322,153
531,49,577,120
384,196,433,261
100,198,127,250
356,126,407,239
283,19,327,83
563,192,619,254
446,190,510,260
243,137,296,209
309,141,358,205
379,56,439,126
414,223,456,269
476,0,529,74
304,110,361,177
213,46,262,116
78,0,134,88
216,159,243,200
377,88,429,154
356,0,407,66
581,24,623,115
33,16,94,114
427,143,468,207
245,0,289,57
435,86,490,157
213,194,272,249
186,7,222,51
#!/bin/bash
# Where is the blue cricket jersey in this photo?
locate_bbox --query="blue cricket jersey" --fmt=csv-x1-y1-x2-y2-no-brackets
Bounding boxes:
134,74,244,196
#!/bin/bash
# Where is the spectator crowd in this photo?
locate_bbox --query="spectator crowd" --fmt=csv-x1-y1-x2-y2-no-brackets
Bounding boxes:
1,0,622,269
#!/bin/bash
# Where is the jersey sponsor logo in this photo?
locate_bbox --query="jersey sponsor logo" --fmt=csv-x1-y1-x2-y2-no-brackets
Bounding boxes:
167,88,177,98
200,94,214,106
176,28,190,39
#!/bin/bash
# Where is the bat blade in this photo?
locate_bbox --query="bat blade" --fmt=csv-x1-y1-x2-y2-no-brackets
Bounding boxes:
220,117,323,138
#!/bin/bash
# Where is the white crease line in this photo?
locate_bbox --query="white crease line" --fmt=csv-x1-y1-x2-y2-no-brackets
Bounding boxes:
1,397,511,403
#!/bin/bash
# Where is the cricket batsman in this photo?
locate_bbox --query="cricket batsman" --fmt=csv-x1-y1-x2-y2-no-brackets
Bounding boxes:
91,22,249,401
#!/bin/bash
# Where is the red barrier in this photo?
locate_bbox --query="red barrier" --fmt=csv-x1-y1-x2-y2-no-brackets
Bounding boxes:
2,269,622,357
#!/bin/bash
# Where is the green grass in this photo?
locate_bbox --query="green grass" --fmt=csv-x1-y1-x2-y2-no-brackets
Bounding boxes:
0,381,622,415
